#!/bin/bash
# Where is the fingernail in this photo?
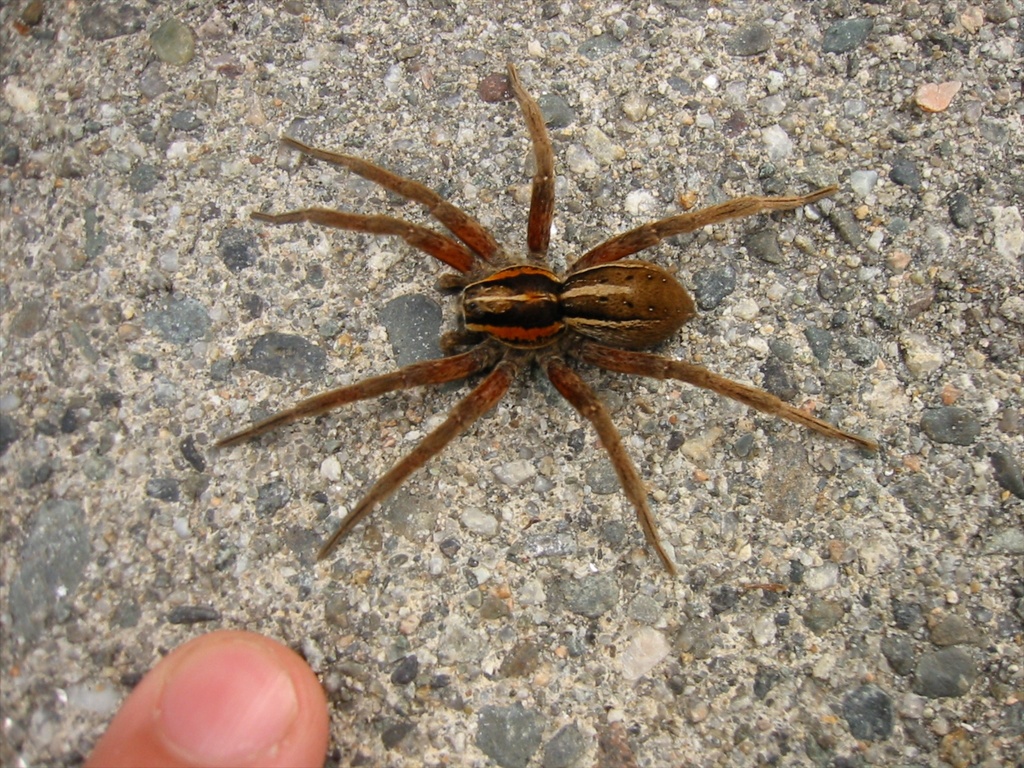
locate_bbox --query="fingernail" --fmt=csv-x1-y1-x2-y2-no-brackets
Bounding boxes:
157,638,299,765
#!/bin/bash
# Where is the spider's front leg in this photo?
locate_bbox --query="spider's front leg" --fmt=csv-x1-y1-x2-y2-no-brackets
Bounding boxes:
543,354,677,575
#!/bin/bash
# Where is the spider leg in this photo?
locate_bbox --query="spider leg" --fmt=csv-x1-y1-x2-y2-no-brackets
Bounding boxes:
318,350,526,560
569,186,837,273
276,136,502,265
216,343,502,447
543,355,677,575
507,64,555,260
578,341,878,451
251,208,475,274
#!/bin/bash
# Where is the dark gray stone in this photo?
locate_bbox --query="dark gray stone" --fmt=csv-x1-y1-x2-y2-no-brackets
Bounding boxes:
821,19,873,53
10,500,91,643
390,654,419,685
991,448,1024,499
244,333,327,381
379,294,443,367
11,298,47,338
842,684,893,741
564,572,618,619
804,327,833,366
145,477,180,502
921,407,981,446
0,414,20,456
947,191,975,229
880,634,915,675
219,227,261,272
542,722,586,768
743,228,782,264
169,110,202,132
843,336,880,366
914,647,978,698
802,597,845,634
145,296,211,345
889,155,923,191
255,480,292,516
380,719,415,750
693,265,736,310
166,605,221,625
537,93,575,129
180,435,206,472
929,614,981,647
128,162,159,193
578,33,621,60
476,703,545,768
80,2,145,40
726,23,772,56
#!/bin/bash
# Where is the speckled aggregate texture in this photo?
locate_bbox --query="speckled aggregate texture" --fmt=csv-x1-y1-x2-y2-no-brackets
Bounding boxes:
2,2,1022,766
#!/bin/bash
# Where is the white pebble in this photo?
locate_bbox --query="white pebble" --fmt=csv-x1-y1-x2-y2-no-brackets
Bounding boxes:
620,626,670,681
320,455,342,482
803,562,839,591
460,507,500,538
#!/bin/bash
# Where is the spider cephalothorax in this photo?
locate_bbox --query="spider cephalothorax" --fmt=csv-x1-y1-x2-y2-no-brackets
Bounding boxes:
218,64,877,575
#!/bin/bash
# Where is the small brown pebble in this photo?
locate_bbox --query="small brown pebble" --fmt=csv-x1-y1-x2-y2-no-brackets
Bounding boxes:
478,73,512,103
21,0,43,25
915,81,962,113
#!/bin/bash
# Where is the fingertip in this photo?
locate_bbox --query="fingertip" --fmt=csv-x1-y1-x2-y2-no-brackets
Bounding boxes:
86,630,329,768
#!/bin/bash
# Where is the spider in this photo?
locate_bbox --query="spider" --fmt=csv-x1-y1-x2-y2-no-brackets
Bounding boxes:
218,64,877,575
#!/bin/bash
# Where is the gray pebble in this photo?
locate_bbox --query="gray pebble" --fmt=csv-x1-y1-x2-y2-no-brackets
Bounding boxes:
743,228,782,264
914,647,978,698
542,722,586,768
166,605,221,625
564,572,618,619
256,480,292,516
821,19,873,54
380,719,415,750
139,63,168,99
817,268,841,300
145,477,180,502
390,654,419,685
128,163,159,193
169,110,202,132
10,500,90,643
889,155,923,191
892,598,924,631
804,327,833,366
584,457,619,494
990,448,1024,499
11,298,47,338
219,227,261,272
726,23,772,56
842,684,893,741
947,191,975,229
929,614,981,647
0,413,21,456
754,666,783,699
827,208,864,247
80,4,144,40
537,93,574,129
145,296,211,345
244,333,327,381
801,596,845,634
578,33,621,60
880,634,916,676
761,358,797,401
920,407,981,446
180,435,206,472
842,336,880,366
692,265,736,310
981,527,1024,555
476,703,545,768
379,294,443,367
150,18,195,65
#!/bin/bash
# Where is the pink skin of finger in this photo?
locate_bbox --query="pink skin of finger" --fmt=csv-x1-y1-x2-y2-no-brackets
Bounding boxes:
86,630,330,768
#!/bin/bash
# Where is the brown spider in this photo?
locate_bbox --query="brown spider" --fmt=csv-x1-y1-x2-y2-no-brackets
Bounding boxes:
218,64,877,575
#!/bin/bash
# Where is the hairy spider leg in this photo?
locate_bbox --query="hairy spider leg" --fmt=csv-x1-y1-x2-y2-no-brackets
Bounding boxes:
251,208,475,273
507,63,555,261
216,343,502,447
570,186,838,273
317,351,526,559
544,354,678,575
276,136,501,266
578,341,878,451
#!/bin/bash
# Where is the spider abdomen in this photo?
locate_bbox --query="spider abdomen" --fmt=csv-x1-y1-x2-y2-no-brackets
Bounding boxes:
562,261,696,349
